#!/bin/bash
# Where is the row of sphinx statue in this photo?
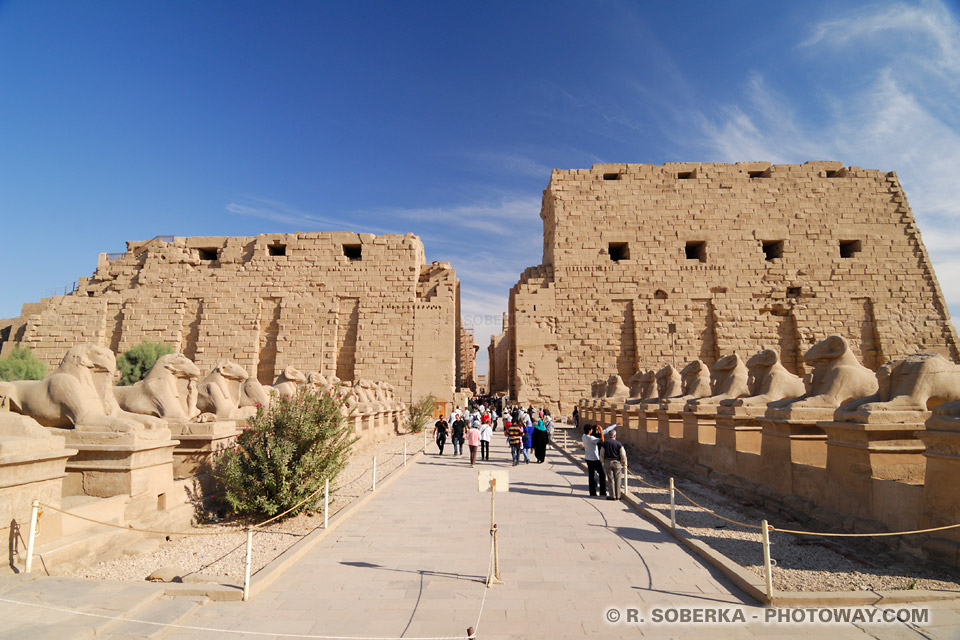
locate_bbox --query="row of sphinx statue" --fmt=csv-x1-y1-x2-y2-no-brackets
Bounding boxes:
0,344,404,432
584,335,960,423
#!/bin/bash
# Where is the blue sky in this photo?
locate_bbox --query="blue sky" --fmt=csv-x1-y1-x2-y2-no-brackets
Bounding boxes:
2,1,959,376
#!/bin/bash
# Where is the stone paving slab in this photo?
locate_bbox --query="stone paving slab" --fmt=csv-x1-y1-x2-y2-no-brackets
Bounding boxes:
159,436,958,640
2,435,959,639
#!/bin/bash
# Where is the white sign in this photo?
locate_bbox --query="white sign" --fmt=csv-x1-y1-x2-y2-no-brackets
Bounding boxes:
477,469,509,492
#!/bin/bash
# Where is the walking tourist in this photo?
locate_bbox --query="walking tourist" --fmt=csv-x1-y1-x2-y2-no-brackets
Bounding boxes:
521,411,534,463
433,417,448,455
479,416,492,461
451,413,467,456
466,420,481,467
582,423,615,496
532,416,548,463
599,428,627,500
505,417,524,466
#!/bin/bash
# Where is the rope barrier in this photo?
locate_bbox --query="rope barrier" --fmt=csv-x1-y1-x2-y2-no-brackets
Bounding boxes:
557,438,960,540
35,441,415,539
37,503,238,537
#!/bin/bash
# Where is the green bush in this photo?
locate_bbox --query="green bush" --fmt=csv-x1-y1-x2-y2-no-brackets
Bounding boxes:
117,341,174,385
407,394,436,433
0,346,48,381
214,387,356,518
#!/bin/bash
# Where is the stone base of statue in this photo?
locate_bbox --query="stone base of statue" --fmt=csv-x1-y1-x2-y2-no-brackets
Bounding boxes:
57,425,179,504
168,420,241,479
713,405,764,482
683,400,722,470
655,400,687,461
0,414,77,543
918,411,960,545
758,416,828,499
818,419,926,527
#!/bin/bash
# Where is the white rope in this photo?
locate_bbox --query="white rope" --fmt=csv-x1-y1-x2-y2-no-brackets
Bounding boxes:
470,534,495,637
0,597,472,640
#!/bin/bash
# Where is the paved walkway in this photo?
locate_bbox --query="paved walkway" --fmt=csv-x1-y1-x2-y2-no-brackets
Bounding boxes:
163,434,953,640
2,432,957,639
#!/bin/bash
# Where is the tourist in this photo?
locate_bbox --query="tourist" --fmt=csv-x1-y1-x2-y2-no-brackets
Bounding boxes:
544,409,554,443
599,427,627,500
451,413,467,456
572,407,579,429
433,416,449,455
465,420,481,467
532,415,548,463
521,412,534,463
505,417,524,466
582,423,615,497
479,415,492,461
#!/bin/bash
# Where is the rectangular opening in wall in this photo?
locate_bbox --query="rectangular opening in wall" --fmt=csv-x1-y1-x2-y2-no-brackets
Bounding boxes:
685,241,706,262
603,172,621,181
609,242,629,262
787,286,802,297
268,243,286,257
748,170,768,179
677,171,694,180
839,240,862,258
826,170,840,178
198,248,218,261
762,240,784,261
343,244,362,260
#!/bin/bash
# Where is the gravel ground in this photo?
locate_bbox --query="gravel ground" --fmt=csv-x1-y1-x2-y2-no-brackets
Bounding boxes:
62,431,427,584
552,424,960,593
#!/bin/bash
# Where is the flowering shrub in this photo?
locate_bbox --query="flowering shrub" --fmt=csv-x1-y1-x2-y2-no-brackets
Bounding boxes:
214,387,356,518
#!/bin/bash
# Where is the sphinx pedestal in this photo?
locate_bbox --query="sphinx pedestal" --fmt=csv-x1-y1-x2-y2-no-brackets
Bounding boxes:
758,408,829,500
619,405,645,448
655,400,688,462
682,402,719,470
57,426,179,509
0,415,77,543
818,419,925,530
168,420,240,479
714,406,764,483
916,413,960,544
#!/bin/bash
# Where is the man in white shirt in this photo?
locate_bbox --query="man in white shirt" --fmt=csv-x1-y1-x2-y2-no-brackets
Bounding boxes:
582,423,617,497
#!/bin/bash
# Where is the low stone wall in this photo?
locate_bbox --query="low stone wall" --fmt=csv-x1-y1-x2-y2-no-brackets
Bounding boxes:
577,399,960,568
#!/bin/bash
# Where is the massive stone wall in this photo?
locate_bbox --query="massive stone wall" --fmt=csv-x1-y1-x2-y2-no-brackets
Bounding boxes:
503,161,959,413
0,232,459,403
487,312,510,394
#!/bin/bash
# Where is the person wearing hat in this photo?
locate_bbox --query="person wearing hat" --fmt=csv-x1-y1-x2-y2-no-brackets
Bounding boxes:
599,426,627,500
582,423,616,497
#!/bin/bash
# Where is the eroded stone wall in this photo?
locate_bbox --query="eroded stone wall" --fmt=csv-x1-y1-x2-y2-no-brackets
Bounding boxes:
503,161,959,413
1,232,458,403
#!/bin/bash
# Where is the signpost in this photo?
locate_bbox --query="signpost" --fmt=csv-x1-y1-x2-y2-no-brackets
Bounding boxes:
477,469,508,587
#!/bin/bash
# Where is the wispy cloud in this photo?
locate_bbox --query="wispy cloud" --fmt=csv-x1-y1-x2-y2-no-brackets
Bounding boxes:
225,197,393,234
693,0,960,321
386,195,542,237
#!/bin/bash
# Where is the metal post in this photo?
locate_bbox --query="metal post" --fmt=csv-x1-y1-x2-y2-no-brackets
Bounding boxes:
424,426,427,451
324,478,329,529
624,470,629,497
242,527,253,601
372,456,377,491
404,442,407,466
762,520,773,600
669,478,676,529
25,499,39,573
